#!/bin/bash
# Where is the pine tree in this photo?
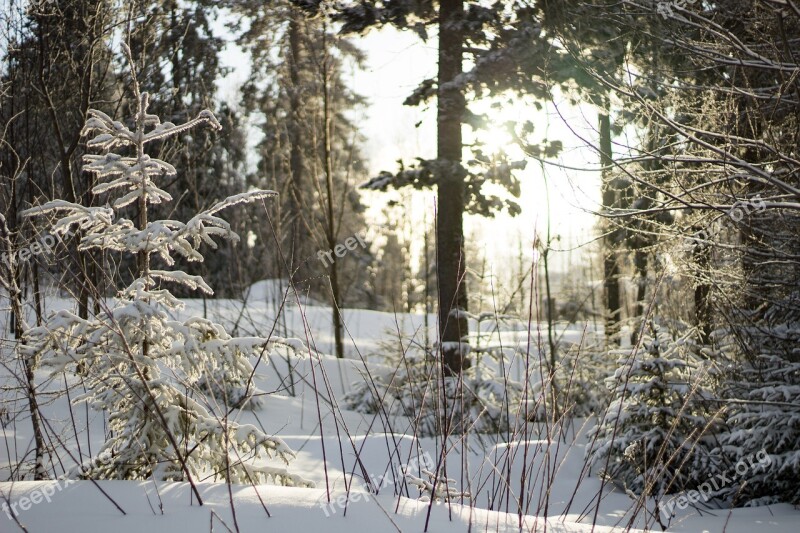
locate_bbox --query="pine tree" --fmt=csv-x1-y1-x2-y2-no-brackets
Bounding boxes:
292,0,578,374
125,0,252,297
588,323,716,496
715,291,800,505
20,55,312,489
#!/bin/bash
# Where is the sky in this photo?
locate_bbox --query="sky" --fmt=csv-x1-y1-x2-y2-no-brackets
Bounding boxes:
217,19,605,278
347,26,603,276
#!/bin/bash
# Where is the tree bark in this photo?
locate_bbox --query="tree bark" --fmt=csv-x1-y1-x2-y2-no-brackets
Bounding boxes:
288,14,305,276
321,33,345,359
436,0,470,375
599,101,621,347
631,249,648,345
694,237,712,345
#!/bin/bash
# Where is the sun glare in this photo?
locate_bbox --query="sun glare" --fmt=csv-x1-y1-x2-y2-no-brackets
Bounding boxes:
477,122,516,157
470,99,528,158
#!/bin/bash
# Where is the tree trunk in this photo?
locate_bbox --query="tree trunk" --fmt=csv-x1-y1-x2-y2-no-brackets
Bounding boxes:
288,14,305,276
321,33,345,359
694,238,712,345
0,214,46,480
423,209,431,351
436,0,470,375
599,101,621,347
631,249,648,345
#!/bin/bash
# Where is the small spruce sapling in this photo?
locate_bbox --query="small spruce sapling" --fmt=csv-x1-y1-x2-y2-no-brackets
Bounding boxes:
588,323,715,497
22,53,312,487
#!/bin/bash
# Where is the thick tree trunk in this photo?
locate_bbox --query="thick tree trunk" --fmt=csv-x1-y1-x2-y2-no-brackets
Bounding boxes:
436,0,470,375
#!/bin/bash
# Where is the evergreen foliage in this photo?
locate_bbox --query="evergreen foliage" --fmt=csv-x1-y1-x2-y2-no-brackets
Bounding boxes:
21,62,311,486
588,324,717,496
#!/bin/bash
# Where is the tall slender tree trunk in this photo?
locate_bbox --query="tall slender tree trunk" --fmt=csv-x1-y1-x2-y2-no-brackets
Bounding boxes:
423,209,431,351
5,19,46,480
694,237,712,345
25,166,45,326
287,14,304,276
0,214,46,480
631,249,648,345
134,93,152,367
599,98,620,347
78,165,100,318
321,35,345,359
436,0,469,376
629,127,666,345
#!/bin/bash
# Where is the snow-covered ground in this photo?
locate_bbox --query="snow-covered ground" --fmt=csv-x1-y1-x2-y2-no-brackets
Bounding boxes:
1,287,797,532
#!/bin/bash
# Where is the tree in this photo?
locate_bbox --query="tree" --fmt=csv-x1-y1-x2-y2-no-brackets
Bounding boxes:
125,0,253,298
293,0,562,374
588,324,716,498
0,0,122,480
435,0,469,375
572,0,800,508
530,0,677,346
234,1,372,355
718,353,800,506
21,56,311,490
0,0,120,320
0,214,46,480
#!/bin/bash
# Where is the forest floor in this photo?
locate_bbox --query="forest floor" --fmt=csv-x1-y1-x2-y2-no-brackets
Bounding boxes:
0,282,796,532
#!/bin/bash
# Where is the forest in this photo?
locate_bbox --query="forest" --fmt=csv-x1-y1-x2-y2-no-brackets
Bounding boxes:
1,1,799,532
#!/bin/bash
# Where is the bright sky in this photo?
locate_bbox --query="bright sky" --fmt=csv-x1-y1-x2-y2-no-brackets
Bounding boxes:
348,26,603,276
217,20,604,278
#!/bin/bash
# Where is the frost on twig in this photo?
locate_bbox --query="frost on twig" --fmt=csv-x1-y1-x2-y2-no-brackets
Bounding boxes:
405,469,471,503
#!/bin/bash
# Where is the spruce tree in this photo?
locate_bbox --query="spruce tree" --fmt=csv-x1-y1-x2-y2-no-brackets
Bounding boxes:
716,292,800,505
21,54,311,489
588,324,716,496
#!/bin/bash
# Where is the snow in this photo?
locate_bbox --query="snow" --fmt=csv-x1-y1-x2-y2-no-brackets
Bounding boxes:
0,480,645,533
2,298,799,531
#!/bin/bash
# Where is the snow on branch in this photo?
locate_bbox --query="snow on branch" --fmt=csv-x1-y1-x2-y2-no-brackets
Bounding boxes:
405,469,471,503
204,190,278,216
81,109,136,149
180,190,278,250
142,108,222,144
149,270,213,295
83,153,176,182
21,201,114,236
82,100,221,149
